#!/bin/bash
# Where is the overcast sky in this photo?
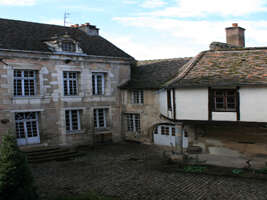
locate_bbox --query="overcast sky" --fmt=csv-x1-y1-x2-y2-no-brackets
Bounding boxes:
1,0,267,60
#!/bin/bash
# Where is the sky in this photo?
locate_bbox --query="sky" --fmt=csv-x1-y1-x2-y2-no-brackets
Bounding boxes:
1,0,267,60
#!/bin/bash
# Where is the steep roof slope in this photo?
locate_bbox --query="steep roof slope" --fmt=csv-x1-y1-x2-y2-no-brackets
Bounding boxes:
0,18,133,59
120,58,191,89
168,48,267,88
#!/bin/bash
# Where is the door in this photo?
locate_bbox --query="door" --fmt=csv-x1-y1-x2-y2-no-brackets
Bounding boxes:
15,112,40,146
153,125,179,146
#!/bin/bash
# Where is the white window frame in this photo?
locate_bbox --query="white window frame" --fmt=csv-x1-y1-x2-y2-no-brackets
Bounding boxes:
14,70,37,96
65,110,81,133
94,108,108,128
15,112,39,139
126,113,141,133
132,90,144,104
63,71,78,96
92,73,105,95
61,41,76,52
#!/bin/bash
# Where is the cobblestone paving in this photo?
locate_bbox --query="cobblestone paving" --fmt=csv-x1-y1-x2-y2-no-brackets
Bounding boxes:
32,143,267,200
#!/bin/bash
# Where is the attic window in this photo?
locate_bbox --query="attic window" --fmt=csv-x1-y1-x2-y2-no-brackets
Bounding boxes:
62,41,76,52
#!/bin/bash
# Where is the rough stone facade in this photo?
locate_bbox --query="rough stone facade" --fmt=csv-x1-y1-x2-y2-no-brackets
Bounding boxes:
121,89,169,143
0,50,131,147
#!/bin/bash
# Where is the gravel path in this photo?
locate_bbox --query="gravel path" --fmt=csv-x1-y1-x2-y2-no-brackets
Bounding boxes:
32,143,267,200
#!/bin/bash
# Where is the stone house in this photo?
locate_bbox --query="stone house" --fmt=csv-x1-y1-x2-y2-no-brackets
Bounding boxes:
120,58,190,144
159,23,267,167
0,18,134,147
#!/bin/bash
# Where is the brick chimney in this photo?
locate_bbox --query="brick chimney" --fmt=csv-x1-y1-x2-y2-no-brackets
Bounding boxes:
71,23,99,36
225,23,245,47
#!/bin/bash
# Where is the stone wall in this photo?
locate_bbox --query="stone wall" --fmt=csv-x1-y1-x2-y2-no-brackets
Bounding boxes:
0,50,131,147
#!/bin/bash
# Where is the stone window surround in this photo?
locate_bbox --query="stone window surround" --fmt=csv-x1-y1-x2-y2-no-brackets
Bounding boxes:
131,90,144,104
125,113,141,133
62,107,86,135
8,64,44,99
92,106,112,131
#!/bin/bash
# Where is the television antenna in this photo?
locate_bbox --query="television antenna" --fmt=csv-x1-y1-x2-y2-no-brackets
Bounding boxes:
64,9,70,26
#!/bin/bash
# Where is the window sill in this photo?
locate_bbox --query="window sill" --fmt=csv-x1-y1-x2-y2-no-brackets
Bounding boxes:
13,96,45,99
66,130,85,135
94,128,111,133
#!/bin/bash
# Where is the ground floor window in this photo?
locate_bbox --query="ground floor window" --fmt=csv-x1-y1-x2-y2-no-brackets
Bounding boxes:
65,110,81,132
126,113,140,133
15,112,39,144
94,108,109,128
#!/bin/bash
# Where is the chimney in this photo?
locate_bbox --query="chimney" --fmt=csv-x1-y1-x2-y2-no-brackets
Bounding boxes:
77,22,99,36
225,23,245,47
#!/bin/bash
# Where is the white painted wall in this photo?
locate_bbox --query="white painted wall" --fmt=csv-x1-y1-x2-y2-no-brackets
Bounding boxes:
159,89,168,117
240,87,267,122
175,88,208,120
212,112,236,121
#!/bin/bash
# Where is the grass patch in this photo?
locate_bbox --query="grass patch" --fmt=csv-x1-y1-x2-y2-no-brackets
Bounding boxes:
52,192,118,200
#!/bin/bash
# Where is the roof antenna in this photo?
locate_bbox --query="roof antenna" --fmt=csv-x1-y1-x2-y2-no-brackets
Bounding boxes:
64,9,70,26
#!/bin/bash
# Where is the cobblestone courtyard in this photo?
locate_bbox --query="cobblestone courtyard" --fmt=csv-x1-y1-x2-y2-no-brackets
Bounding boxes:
32,143,267,200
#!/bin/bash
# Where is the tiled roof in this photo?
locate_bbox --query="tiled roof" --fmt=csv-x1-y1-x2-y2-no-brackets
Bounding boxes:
120,58,191,89
0,18,133,59
167,48,267,88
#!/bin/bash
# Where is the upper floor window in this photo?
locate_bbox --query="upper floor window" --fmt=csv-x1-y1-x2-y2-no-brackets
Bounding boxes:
213,89,237,112
63,71,78,96
132,90,144,104
14,70,37,96
94,108,109,129
65,110,81,132
62,41,76,52
92,73,105,95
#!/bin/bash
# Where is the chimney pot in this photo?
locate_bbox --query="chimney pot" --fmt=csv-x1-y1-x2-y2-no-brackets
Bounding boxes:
232,23,238,27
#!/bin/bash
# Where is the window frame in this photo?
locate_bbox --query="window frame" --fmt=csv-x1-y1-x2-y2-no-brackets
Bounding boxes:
92,73,105,95
63,71,79,96
131,90,144,104
125,113,141,133
213,89,237,112
13,70,37,97
15,112,39,139
94,108,108,129
167,89,172,111
61,41,76,52
65,109,81,133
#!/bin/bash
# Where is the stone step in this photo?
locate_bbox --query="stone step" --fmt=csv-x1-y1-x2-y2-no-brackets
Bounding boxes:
22,146,85,164
28,152,85,164
26,149,76,160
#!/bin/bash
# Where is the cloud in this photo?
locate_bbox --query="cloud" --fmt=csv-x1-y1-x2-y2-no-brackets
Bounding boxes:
113,16,267,59
142,0,267,17
141,0,166,8
0,0,35,6
123,0,138,4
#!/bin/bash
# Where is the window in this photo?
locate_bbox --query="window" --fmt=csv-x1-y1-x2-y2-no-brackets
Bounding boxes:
167,89,172,111
63,71,78,96
161,126,170,135
62,41,76,52
15,112,39,139
126,113,140,133
92,73,105,95
65,110,81,132
14,70,37,96
94,108,108,128
213,89,236,111
132,90,144,104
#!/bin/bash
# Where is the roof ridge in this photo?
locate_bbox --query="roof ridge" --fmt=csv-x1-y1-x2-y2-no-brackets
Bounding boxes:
137,57,191,66
0,18,67,28
162,51,207,88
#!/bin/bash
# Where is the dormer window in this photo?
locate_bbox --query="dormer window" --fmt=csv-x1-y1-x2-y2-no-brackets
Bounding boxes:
62,41,76,52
